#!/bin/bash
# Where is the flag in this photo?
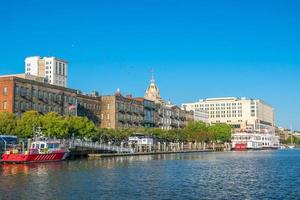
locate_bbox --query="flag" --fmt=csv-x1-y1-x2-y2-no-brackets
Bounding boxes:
68,104,76,110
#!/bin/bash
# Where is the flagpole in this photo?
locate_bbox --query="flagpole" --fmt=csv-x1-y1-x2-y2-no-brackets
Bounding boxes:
75,98,78,117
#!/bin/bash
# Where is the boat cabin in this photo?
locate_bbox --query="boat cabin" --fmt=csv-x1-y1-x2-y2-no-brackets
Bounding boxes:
30,141,62,154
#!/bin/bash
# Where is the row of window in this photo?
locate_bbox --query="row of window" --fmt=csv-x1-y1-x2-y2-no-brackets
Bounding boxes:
78,102,100,111
15,86,76,104
14,101,66,113
211,114,243,118
117,103,143,113
197,107,242,111
194,103,243,108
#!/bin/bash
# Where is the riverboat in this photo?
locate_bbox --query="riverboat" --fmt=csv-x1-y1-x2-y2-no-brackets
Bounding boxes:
231,131,280,151
1,138,69,163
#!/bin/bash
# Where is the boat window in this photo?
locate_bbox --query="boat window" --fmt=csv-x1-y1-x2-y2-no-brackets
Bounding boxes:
48,143,54,149
41,144,45,149
32,144,35,148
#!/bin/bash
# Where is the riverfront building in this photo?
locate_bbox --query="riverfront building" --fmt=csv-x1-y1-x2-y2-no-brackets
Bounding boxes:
193,109,209,123
25,56,68,87
0,75,101,126
182,97,275,132
100,91,145,129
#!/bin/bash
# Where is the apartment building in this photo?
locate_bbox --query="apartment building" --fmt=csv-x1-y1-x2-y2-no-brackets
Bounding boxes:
100,92,145,129
0,75,101,126
25,56,68,87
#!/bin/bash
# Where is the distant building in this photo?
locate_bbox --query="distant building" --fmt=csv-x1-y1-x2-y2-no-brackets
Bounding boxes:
25,56,68,87
193,109,209,123
135,98,156,128
182,97,275,132
0,75,101,126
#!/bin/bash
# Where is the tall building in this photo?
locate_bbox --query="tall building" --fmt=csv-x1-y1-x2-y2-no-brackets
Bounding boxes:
25,56,68,87
182,97,275,132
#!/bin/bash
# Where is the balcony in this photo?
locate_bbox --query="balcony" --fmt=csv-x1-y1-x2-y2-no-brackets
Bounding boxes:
118,109,125,114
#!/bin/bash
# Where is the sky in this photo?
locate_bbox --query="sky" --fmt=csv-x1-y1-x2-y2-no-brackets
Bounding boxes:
0,0,300,129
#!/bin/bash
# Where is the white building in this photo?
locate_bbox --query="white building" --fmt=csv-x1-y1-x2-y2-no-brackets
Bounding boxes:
25,56,68,87
193,109,209,123
182,97,275,133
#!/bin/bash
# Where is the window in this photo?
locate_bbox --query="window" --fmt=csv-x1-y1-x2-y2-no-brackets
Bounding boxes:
59,63,62,75
62,64,65,76
15,86,19,95
15,101,19,109
107,114,110,120
3,101,7,110
107,104,110,109
3,87,8,96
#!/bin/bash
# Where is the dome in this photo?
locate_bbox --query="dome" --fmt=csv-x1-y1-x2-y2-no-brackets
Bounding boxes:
144,75,164,104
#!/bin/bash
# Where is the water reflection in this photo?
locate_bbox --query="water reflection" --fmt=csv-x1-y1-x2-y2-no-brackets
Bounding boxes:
1,162,65,177
1,150,300,200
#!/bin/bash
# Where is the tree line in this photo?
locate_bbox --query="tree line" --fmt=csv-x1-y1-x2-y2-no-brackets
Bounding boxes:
0,111,232,143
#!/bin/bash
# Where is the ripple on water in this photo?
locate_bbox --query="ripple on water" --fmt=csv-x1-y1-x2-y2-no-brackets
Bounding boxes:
1,150,300,200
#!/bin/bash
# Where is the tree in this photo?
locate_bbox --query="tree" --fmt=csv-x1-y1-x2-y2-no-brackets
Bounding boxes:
208,123,232,142
16,111,41,138
41,112,69,138
0,112,17,135
183,121,209,142
67,116,96,139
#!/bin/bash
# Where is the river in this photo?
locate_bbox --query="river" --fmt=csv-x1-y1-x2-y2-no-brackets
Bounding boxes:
1,150,300,200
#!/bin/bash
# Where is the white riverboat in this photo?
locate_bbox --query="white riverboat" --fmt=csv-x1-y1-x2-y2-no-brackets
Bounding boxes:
231,131,280,150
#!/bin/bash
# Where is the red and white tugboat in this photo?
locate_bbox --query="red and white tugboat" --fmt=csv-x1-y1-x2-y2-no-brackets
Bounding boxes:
1,129,69,163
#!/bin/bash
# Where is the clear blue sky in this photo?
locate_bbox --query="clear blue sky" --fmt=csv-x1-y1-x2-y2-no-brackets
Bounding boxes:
0,0,300,129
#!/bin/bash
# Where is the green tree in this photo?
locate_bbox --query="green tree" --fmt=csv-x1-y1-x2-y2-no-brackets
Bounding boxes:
41,112,69,138
183,121,209,142
16,110,41,138
208,123,232,142
0,112,17,135
67,116,96,139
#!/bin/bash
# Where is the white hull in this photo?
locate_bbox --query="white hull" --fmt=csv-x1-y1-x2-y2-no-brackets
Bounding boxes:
232,132,280,150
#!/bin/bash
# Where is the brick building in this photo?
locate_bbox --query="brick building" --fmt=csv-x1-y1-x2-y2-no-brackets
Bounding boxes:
0,75,101,126
100,91,145,129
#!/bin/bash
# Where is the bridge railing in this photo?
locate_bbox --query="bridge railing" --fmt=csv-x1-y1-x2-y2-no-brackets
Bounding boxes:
68,140,134,153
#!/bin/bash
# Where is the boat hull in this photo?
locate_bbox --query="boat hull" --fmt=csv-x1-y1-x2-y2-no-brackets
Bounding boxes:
232,143,247,151
1,152,69,163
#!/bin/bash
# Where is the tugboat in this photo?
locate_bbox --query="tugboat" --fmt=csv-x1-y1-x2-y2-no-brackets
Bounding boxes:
1,128,69,163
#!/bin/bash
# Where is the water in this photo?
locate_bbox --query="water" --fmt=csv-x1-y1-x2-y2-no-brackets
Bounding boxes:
1,150,300,200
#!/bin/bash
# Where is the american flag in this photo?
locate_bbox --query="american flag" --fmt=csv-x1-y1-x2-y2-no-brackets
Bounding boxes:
68,104,76,110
